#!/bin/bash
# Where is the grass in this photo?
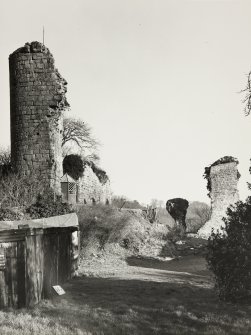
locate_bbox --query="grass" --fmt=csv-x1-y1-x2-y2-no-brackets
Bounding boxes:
0,256,250,335
0,205,250,334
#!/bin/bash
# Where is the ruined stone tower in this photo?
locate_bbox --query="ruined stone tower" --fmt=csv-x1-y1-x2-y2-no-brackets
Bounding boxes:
198,156,240,238
9,42,68,193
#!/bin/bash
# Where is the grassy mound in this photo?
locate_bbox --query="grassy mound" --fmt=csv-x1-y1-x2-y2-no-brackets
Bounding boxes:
76,205,175,276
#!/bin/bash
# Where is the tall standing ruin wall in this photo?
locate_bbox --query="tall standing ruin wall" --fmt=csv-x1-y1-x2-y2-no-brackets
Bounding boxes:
9,41,68,193
198,157,240,238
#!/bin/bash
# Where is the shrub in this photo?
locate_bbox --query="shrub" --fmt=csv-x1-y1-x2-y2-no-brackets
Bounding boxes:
0,147,12,177
0,207,24,221
112,196,144,210
77,204,131,251
166,198,189,235
84,161,109,185
206,197,251,302
63,154,84,180
26,190,73,219
0,172,45,208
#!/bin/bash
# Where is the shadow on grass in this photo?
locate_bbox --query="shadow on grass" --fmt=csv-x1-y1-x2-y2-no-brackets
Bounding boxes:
126,255,210,277
37,273,251,335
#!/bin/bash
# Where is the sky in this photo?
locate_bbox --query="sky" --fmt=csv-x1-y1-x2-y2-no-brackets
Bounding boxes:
1,0,251,205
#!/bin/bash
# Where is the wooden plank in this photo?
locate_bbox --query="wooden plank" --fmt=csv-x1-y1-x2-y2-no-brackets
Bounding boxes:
0,229,26,243
25,234,44,307
17,241,26,308
0,244,9,308
6,242,18,307
0,267,7,308
58,231,71,284
42,232,59,299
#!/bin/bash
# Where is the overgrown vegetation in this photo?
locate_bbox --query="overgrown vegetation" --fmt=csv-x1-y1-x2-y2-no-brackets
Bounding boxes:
166,198,189,235
63,154,84,180
84,161,109,185
0,147,11,177
206,197,251,302
76,204,171,262
0,172,45,210
77,204,144,255
112,195,144,210
62,153,109,184
26,190,73,219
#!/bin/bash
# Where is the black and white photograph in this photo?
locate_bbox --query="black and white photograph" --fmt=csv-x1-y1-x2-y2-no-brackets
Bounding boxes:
0,0,251,334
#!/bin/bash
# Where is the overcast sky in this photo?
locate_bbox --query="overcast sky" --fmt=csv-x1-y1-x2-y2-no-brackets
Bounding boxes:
1,0,251,205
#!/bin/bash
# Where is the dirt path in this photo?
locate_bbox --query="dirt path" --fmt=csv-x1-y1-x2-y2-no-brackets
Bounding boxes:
35,255,251,335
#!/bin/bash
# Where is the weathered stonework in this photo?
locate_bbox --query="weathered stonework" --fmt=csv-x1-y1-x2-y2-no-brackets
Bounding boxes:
198,157,240,238
78,165,112,204
9,41,68,193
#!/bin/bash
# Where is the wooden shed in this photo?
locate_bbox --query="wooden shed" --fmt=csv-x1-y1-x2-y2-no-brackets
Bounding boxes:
0,213,79,308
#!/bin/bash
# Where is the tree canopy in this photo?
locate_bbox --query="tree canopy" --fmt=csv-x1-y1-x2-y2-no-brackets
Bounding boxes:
62,117,100,162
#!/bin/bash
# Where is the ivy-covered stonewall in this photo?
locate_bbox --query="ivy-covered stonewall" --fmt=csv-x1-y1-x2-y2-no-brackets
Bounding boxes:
206,197,251,302
203,156,240,195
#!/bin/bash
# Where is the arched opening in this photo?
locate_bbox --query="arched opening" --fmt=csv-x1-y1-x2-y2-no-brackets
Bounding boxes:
106,199,110,205
91,198,96,205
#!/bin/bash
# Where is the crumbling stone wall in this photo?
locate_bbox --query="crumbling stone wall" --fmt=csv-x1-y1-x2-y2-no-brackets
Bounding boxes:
78,165,112,204
198,156,240,238
9,42,68,193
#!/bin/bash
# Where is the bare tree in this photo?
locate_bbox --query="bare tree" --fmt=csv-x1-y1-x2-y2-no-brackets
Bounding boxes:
62,118,100,162
242,71,251,116
150,198,164,208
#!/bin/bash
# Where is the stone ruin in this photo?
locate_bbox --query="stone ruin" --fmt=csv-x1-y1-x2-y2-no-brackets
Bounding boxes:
198,156,240,238
166,198,189,232
9,41,68,194
9,41,111,203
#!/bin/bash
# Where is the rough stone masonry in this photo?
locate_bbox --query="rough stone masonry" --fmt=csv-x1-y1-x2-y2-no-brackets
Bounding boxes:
198,156,240,238
9,41,68,193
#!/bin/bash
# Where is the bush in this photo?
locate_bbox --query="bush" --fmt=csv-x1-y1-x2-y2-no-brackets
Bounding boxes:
26,190,73,219
166,198,189,233
206,197,251,302
63,154,84,180
0,207,24,221
77,204,131,251
0,147,12,177
0,172,45,208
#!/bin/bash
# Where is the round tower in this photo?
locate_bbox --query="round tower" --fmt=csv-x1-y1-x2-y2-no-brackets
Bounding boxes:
9,41,69,193
198,156,240,238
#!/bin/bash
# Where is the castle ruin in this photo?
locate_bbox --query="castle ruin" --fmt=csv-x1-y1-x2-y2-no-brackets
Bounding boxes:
198,156,240,238
9,42,68,194
9,41,111,203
